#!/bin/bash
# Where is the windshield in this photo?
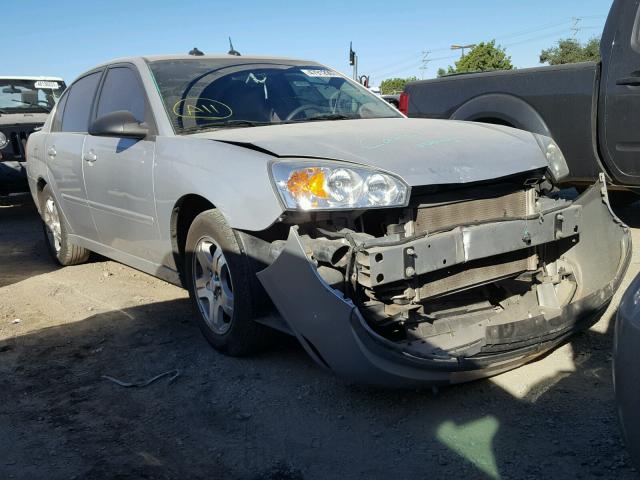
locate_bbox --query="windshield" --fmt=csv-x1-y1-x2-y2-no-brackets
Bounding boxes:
0,79,65,114
148,59,401,134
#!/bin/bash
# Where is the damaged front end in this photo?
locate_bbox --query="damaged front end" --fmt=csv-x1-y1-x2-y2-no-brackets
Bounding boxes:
257,174,631,387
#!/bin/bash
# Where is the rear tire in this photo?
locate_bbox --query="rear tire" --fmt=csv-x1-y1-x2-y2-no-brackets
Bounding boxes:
185,209,271,356
40,185,90,266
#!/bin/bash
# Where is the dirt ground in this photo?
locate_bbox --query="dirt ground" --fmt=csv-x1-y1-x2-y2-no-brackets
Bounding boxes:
1,196,639,480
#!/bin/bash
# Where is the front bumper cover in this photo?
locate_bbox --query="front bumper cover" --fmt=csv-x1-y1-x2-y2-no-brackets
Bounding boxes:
258,177,631,387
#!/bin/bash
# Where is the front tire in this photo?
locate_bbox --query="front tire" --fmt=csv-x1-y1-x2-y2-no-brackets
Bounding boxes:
185,209,270,356
40,185,90,266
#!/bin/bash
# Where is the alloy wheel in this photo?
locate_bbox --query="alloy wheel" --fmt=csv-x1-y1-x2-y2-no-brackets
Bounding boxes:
43,197,62,253
192,236,234,334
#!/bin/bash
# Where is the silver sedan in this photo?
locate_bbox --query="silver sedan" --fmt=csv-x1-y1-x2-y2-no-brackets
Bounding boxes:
26,54,631,387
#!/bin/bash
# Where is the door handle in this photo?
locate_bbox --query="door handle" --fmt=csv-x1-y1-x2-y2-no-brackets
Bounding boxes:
83,150,97,163
47,146,57,158
616,76,640,86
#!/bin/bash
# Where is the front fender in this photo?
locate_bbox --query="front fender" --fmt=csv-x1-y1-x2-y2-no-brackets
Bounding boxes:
153,136,284,234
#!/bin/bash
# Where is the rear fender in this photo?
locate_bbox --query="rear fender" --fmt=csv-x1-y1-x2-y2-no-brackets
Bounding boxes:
452,93,551,137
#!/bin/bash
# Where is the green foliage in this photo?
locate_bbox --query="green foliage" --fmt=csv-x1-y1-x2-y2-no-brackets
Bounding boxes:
540,37,601,65
441,41,513,76
379,77,418,94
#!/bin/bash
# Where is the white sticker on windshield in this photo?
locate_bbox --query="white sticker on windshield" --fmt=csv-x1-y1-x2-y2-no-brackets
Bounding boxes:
300,69,338,78
34,81,60,89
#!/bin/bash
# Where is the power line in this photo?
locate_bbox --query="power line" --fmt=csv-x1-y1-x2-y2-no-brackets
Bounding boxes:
366,18,574,75
368,15,606,81
493,20,571,41
504,27,573,48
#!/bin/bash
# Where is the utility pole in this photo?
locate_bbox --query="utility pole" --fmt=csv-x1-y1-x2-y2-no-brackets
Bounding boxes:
419,50,431,79
571,17,582,38
349,42,358,80
451,44,476,58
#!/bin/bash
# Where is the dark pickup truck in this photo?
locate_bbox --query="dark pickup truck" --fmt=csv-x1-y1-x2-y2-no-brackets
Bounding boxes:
401,0,640,197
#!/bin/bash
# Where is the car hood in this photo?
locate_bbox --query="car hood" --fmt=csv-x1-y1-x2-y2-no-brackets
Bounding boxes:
191,118,547,186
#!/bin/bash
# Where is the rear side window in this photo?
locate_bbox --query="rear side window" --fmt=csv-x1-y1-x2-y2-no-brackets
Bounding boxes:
51,91,68,132
633,4,640,53
61,72,101,133
96,67,145,122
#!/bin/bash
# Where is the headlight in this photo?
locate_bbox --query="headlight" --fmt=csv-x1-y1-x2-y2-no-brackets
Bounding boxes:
0,132,7,150
271,161,409,210
533,133,569,183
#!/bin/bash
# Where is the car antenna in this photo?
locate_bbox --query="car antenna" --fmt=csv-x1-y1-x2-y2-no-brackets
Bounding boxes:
189,47,204,56
228,37,241,56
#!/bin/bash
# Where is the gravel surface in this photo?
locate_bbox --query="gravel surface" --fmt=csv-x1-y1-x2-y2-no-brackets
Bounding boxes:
1,198,639,479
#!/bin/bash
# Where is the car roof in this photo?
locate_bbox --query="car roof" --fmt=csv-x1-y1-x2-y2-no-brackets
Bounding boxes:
143,53,318,63
84,54,322,71
0,76,64,81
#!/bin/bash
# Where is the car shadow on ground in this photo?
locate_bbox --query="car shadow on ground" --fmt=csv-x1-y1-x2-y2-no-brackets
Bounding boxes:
0,200,57,288
0,295,636,479
0,199,108,288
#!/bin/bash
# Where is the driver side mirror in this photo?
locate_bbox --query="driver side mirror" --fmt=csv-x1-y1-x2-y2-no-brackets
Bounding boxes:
89,110,148,139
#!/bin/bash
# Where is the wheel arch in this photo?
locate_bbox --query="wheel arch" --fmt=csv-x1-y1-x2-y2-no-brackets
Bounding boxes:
451,93,552,137
170,194,216,284
36,177,47,192
34,177,48,214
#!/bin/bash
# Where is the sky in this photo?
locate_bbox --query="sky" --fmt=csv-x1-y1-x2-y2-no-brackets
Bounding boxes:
5,0,612,86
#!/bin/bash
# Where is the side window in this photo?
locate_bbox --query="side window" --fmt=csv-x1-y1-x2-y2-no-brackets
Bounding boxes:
633,4,640,53
50,91,69,132
61,72,101,133
96,67,146,122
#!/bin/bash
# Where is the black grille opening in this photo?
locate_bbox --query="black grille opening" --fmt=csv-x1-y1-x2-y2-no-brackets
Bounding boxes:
3,127,37,160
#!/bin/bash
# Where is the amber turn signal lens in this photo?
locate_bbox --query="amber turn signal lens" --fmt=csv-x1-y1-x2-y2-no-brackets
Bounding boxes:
286,168,329,200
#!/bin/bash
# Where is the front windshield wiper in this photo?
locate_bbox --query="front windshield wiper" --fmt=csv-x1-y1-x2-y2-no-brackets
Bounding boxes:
289,113,355,123
11,99,51,112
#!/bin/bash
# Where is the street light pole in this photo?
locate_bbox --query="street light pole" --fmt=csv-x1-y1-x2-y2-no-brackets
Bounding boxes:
451,44,476,58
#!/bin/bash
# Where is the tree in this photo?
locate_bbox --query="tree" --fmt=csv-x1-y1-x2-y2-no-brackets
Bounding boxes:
379,77,418,94
540,37,601,65
440,41,513,76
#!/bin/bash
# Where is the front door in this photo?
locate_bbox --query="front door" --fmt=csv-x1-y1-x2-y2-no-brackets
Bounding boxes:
82,65,161,263
600,0,640,185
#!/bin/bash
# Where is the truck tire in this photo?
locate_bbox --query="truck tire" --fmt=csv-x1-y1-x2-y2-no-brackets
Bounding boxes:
184,209,272,356
40,185,90,266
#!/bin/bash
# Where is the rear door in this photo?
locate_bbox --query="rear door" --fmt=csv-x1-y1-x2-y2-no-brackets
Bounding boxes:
82,64,160,262
600,0,640,185
46,71,102,240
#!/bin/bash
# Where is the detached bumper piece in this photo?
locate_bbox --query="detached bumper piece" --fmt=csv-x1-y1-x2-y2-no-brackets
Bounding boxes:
258,177,631,387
